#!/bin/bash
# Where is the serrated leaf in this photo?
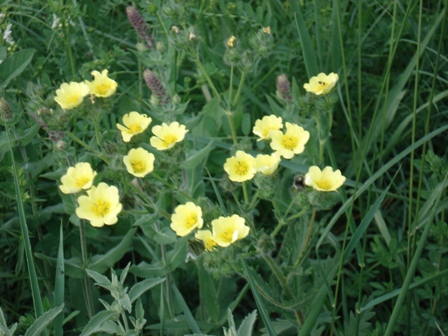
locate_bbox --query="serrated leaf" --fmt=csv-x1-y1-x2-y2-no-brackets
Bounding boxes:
24,304,64,336
238,310,257,336
128,277,165,303
86,269,112,289
88,228,137,273
79,311,116,336
0,49,35,90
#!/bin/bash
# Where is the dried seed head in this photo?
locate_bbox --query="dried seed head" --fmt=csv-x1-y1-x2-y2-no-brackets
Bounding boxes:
0,97,13,124
126,6,155,49
276,74,292,103
143,69,169,104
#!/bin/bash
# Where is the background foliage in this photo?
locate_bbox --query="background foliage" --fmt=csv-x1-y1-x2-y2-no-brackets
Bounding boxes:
1,0,448,335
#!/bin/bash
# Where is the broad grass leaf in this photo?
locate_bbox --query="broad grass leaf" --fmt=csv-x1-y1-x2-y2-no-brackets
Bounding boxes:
0,49,35,90
88,228,137,274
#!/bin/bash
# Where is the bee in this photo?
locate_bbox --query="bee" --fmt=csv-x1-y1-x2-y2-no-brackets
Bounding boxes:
291,174,305,193
187,239,205,259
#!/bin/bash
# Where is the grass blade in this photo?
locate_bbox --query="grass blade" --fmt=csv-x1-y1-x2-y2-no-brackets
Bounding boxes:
241,259,276,336
54,223,65,336
6,125,45,320
172,283,201,334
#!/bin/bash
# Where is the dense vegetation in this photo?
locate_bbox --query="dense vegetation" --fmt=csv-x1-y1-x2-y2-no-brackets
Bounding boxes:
1,0,447,335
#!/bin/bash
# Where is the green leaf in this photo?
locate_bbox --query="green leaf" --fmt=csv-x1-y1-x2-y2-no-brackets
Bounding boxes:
290,1,318,77
198,263,220,322
237,310,257,336
183,141,214,169
241,260,275,336
88,228,137,273
24,304,64,336
128,277,165,303
86,269,112,289
172,283,202,334
0,49,35,90
54,224,65,336
79,311,116,336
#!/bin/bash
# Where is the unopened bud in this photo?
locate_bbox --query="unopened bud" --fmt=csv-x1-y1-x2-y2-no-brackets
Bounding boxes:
156,41,166,53
126,6,155,49
143,69,169,104
276,74,292,103
54,140,68,151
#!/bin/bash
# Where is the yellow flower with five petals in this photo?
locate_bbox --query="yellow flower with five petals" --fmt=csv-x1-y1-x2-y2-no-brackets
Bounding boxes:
85,69,118,98
75,182,122,227
304,166,346,191
116,112,152,142
123,147,155,178
170,202,203,237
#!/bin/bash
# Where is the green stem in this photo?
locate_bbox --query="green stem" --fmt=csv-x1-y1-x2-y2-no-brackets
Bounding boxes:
242,181,249,204
92,114,103,147
65,131,110,165
270,220,286,238
129,183,171,220
285,209,308,222
150,172,195,202
225,111,238,145
247,189,260,210
232,71,247,107
191,48,221,102
229,65,234,109
121,311,130,332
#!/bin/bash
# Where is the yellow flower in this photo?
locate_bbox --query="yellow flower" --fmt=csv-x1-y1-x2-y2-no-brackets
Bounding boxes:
195,230,217,251
270,122,310,159
303,72,339,95
59,162,97,194
223,150,257,182
255,153,281,175
150,122,188,150
253,115,283,141
54,82,89,110
123,147,155,178
116,112,152,142
75,182,122,227
85,69,118,98
170,202,203,237
211,215,249,247
227,35,236,48
262,26,271,34
304,166,346,191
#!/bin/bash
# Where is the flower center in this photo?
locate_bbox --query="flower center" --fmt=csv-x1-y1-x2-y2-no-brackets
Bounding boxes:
221,229,234,243
281,135,298,150
131,160,146,173
67,94,81,104
235,161,250,176
315,178,332,190
91,200,111,217
95,83,110,95
128,123,143,134
318,81,328,90
185,213,198,228
162,134,178,145
204,238,216,250
75,176,91,188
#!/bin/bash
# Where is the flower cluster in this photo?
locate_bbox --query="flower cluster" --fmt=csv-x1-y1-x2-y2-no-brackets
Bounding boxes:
170,202,249,251
54,69,118,110
59,162,122,227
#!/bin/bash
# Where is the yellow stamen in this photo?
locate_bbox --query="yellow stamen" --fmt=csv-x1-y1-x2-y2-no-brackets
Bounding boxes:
91,200,110,217
281,135,298,150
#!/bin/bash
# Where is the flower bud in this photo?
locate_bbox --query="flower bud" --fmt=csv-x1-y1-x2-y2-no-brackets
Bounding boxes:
126,6,155,49
143,69,169,104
